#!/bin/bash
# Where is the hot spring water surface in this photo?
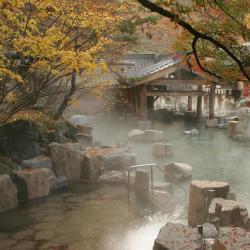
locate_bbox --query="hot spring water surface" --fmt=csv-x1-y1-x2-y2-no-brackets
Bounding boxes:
1,117,250,250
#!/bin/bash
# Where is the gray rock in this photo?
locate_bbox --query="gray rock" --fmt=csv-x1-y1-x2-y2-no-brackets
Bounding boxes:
208,198,250,227
14,168,50,199
153,222,203,250
0,174,17,212
49,142,81,180
0,120,42,162
184,129,199,135
68,115,91,126
103,153,136,171
128,129,144,141
164,162,192,179
21,156,56,187
202,223,218,239
215,227,250,249
82,147,136,179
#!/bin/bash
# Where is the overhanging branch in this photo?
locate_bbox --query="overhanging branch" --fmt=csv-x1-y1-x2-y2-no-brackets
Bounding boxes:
136,0,250,81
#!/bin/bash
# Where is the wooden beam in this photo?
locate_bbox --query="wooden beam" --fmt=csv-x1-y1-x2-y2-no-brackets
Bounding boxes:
147,79,206,85
146,91,209,97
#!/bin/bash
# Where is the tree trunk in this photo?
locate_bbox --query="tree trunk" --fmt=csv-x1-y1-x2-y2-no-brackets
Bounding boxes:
54,71,76,120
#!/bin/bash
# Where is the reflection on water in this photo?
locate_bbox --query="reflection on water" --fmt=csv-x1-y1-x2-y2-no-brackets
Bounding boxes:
0,183,185,250
1,117,250,250
109,211,185,250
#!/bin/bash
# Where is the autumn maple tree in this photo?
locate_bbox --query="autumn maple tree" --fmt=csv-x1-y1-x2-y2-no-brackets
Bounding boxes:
0,0,145,124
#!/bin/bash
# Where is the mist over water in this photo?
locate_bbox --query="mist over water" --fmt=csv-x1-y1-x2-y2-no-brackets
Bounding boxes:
1,115,250,250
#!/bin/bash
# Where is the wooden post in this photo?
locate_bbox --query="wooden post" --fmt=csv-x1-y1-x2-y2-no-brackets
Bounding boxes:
209,84,216,120
187,96,193,111
139,87,147,119
197,85,203,117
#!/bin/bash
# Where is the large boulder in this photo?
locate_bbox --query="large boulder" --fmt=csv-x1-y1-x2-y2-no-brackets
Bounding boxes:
21,155,67,192
76,125,93,138
214,227,250,249
153,222,203,250
164,162,192,179
128,129,144,141
82,146,136,179
188,180,230,227
0,120,42,162
13,168,50,200
208,198,250,228
0,174,17,212
103,153,136,171
49,142,81,180
68,115,91,127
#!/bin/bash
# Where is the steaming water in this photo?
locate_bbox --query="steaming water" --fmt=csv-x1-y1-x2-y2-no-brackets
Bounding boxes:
92,117,250,209
1,117,250,250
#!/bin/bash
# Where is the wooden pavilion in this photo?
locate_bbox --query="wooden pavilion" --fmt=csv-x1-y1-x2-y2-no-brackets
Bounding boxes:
116,53,233,119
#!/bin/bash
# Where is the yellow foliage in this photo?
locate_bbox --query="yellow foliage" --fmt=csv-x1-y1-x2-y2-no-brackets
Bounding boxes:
0,0,127,83
245,13,250,29
10,109,57,132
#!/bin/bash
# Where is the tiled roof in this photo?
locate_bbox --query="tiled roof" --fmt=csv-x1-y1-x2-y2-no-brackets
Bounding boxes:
78,52,186,87
120,52,184,79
